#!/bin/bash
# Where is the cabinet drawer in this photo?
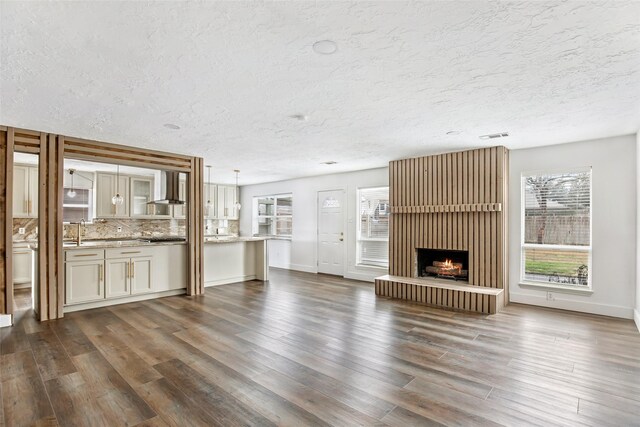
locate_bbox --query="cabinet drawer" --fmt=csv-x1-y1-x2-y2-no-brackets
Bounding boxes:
105,246,155,259
65,249,105,262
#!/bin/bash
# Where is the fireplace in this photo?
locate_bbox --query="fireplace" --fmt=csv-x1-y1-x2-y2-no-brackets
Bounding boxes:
416,249,469,282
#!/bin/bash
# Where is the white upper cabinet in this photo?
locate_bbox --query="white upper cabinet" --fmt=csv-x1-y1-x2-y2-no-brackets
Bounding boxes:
173,180,187,218
13,165,38,218
204,183,217,218
96,173,130,218
216,185,238,220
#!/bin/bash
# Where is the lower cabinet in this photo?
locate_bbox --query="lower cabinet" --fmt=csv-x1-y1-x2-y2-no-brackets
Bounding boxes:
105,256,153,298
66,260,105,305
65,245,185,307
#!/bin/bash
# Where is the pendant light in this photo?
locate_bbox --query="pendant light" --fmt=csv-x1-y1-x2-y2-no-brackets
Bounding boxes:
67,169,77,198
111,165,124,205
205,165,213,211
234,169,241,211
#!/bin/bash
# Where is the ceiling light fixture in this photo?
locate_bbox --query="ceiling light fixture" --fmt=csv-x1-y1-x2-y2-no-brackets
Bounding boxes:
234,170,241,211
446,131,461,136
479,132,509,140
111,165,124,206
313,40,338,55
206,165,213,212
321,161,337,165
164,123,181,130
67,169,77,198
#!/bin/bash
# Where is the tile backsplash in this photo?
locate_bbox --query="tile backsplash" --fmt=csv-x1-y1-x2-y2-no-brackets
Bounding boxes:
13,218,238,241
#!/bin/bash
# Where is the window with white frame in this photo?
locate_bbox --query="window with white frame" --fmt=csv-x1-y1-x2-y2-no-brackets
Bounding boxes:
522,169,591,287
357,187,389,268
253,194,292,238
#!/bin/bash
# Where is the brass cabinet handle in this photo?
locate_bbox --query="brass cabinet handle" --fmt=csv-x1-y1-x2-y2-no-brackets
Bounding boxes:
74,253,99,257
121,251,141,254
99,264,103,281
126,262,130,278
131,261,134,278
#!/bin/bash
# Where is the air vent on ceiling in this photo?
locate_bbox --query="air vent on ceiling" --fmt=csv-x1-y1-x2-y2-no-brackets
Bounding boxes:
479,132,509,140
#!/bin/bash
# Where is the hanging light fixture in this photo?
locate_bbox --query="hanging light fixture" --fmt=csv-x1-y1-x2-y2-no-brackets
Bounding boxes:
67,169,77,198
111,165,124,205
205,165,213,211
234,169,241,211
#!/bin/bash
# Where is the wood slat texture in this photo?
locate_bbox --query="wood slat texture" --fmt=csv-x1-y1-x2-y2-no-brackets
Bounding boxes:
2,126,207,320
37,134,65,321
383,146,509,313
3,270,640,426
0,129,14,315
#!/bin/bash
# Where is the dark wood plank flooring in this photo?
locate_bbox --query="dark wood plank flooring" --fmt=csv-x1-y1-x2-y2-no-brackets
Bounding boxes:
2,269,640,426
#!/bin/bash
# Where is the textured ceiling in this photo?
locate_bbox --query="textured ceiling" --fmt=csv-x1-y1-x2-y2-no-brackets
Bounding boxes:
1,1,639,185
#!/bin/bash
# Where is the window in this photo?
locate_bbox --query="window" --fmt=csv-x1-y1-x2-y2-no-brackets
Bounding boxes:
253,194,292,238
357,187,389,268
522,169,591,287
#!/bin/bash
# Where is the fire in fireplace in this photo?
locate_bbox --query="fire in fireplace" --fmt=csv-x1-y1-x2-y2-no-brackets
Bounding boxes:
416,249,469,282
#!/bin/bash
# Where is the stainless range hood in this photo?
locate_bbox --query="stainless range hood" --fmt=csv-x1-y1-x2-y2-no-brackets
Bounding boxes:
147,171,185,205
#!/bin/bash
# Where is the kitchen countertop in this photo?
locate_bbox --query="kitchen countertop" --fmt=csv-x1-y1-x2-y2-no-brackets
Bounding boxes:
29,239,188,250
204,236,269,243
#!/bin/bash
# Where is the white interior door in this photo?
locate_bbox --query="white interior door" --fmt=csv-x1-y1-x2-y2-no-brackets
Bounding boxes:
317,190,344,276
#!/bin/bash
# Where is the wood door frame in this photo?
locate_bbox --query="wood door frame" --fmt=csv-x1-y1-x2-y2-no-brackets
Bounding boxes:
1,126,205,321
316,188,347,276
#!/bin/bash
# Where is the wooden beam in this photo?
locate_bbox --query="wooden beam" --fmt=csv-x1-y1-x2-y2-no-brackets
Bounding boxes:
0,128,14,315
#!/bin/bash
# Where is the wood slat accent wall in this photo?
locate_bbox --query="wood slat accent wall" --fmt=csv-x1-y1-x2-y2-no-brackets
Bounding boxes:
63,136,192,172
0,129,14,314
187,157,205,295
38,134,65,320
387,146,509,295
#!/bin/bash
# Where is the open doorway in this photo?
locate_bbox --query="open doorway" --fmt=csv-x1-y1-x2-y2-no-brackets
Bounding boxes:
11,152,39,315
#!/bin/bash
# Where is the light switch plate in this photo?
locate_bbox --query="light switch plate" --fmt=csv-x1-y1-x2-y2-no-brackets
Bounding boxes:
18,227,26,235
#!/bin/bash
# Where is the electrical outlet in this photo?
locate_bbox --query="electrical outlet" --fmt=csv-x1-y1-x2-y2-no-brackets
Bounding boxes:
116,226,123,233
18,227,26,235
546,292,555,301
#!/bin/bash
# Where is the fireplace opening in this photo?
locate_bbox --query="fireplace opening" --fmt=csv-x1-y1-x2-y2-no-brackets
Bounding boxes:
416,249,469,282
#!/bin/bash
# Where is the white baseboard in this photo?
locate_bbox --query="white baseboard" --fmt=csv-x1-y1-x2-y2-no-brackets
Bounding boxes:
634,309,640,333
510,292,634,319
281,263,317,274
64,289,186,313
344,271,377,283
205,275,257,287
0,314,12,328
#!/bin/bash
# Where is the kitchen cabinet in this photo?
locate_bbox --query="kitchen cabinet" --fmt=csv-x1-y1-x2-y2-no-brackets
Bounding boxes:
204,183,217,218
13,165,38,218
66,259,105,305
216,185,238,220
173,180,187,218
130,176,172,218
64,244,184,310
96,173,130,218
130,256,153,294
105,254,153,297
105,259,130,298
13,244,33,288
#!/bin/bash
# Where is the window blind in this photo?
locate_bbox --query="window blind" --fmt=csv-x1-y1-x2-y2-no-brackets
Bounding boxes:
358,187,389,268
522,170,591,286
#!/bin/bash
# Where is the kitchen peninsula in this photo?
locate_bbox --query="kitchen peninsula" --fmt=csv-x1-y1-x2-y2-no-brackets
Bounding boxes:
203,236,269,286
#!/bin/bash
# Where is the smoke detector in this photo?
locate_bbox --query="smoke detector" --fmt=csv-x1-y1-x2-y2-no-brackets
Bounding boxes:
479,132,509,140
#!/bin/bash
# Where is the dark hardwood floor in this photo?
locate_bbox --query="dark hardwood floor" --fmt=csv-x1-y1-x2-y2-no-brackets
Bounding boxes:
2,269,640,426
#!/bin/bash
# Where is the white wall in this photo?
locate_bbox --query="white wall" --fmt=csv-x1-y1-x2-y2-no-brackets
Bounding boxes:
636,131,640,330
239,168,389,282
509,135,637,319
